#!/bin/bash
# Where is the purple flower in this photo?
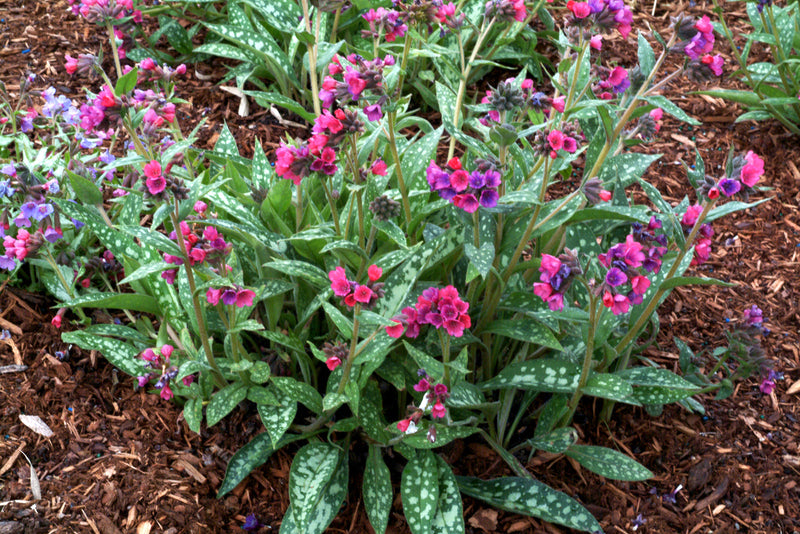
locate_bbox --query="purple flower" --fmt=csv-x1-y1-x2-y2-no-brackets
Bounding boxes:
364,103,382,121
0,180,14,198
242,513,263,531
480,189,499,208
221,288,238,305
43,226,62,243
21,202,38,219
1,164,17,177
0,256,16,270
33,203,54,222
605,267,628,287
743,305,763,326
718,176,741,197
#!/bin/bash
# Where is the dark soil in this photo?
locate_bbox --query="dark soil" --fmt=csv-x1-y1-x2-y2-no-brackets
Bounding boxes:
1,1,799,533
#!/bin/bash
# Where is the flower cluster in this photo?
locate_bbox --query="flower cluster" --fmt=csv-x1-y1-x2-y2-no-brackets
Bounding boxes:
322,341,348,372
386,285,471,338
362,8,408,42
136,344,192,401
712,151,765,199
743,304,763,327
162,220,231,284
329,264,385,308
532,123,582,159
565,0,633,39
592,66,630,99
484,0,526,23
533,250,580,311
137,57,187,85
397,370,451,438
206,286,256,308
680,204,714,265
426,157,502,212
320,54,394,120
598,234,660,315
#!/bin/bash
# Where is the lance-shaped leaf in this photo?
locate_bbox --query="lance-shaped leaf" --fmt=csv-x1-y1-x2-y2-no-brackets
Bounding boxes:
431,456,465,534
218,433,302,497
363,445,392,534
258,389,297,448
456,476,601,532
206,383,248,427
401,450,440,534
280,449,348,534
566,445,653,481
286,443,342,531
481,359,580,392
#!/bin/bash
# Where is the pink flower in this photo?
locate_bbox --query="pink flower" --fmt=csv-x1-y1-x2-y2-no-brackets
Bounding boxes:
98,85,117,108
368,264,382,282
160,344,174,360
701,54,724,76
160,384,173,401
431,401,446,419
140,57,157,70
143,160,162,179
65,55,78,75
546,293,564,311
141,348,158,363
434,383,448,397
397,417,413,432
371,159,388,176
194,201,207,214
547,130,565,151
235,289,256,308
51,315,62,328
386,319,405,338
534,282,553,300
599,190,612,202
740,151,764,187
540,254,561,278
353,285,374,304
329,267,351,297
146,174,166,195
567,0,591,18
450,169,469,192
590,35,603,50
630,275,651,295
206,287,222,305
759,378,776,395
551,96,565,113
326,355,342,371
681,204,703,227
562,136,577,153
161,269,177,284
650,108,663,121
414,378,431,392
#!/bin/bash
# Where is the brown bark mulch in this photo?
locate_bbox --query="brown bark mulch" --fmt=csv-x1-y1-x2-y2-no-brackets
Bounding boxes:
1,0,799,533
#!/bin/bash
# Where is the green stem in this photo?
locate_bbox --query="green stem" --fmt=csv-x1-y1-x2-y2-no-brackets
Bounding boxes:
300,0,322,117
105,22,123,81
385,114,413,230
447,17,496,160
319,176,341,235
171,207,227,388
356,225,378,280
562,293,599,426
336,304,361,395
438,329,452,391
295,182,304,231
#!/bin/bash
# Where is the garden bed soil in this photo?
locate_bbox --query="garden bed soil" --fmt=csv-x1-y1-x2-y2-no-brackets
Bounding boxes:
2,0,800,533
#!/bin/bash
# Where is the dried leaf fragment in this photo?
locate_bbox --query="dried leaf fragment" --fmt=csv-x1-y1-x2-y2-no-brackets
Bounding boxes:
18,415,54,438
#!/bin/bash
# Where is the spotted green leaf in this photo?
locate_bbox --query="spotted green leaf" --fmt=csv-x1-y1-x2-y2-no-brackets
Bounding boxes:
528,427,578,453
456,476,602,532
402,126,443,191
403,424,478,449
61,331,143,377
643,95,701,125
401,450,440,534
258,389,297,448
431,456,464,534
464,242,494,279
263,260,329,288
206,383,248,427
245,90,316,123
481,359,580,392
448,382,487,408
241,0,302,33
322,302,353,339
218,432,303,497
288,443,341,530
482,319,562,351
120,225,183,257
281,448,347,534
183,398,202,434
566,445,653,481
616,367,700,390
582,373,638,404
631,385,697,405
436,81,459,131
193,42,258,64
363,445,392,534
272,376,323,414
118,260,173,286
637,31,655,77
204,23,295,80
373,219,407,248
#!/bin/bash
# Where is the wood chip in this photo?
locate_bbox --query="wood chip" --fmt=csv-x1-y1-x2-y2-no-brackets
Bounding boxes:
786,379,800,395
0,441,26,476
18,415,54,437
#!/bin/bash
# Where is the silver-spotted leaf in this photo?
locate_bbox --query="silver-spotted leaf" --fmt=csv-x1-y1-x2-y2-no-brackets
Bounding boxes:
401,450,440,534
566,445,653,481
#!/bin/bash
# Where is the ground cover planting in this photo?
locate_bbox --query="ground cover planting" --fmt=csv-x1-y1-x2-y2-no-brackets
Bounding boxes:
1,0,799,532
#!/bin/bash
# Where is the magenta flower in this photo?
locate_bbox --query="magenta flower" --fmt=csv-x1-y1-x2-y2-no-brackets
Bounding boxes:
414,378,431,392
206,288,222,305
605,267,628,287
236,289,256,307
740,151,764,187
329,266,352,297
431,401,446,419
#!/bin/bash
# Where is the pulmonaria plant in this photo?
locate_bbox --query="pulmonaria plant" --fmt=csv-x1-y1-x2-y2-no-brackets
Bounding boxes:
136,344,192,401
329,264,384,308
426,157,502,212
397,371,452,438
386,285,471,338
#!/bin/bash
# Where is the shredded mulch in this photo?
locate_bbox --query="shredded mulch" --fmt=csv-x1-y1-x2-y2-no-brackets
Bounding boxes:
1,1,799,533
